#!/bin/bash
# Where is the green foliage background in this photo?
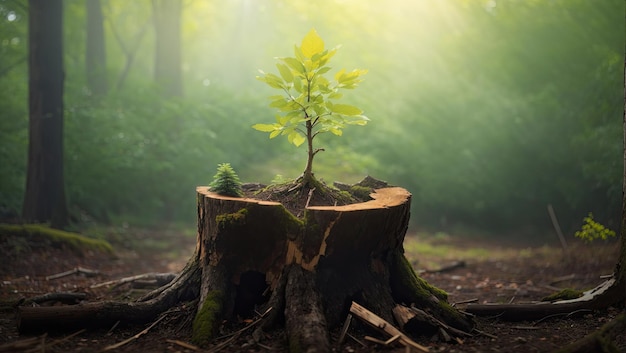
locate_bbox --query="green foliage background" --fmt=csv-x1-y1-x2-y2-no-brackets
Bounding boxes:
0,0,623,238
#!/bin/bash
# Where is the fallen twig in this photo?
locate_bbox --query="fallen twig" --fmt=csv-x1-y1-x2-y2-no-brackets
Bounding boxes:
0,335,43,352
91,272,176,289
346,333,367,348
472,328,497,339
550,274,576,285
452,298,478,306
100,314,167,351
46,329,86,349
532,309,593,325
0,329,85,353
166,339,199,351
364,334,402,346
208,306,272,353
337,313,352,346
350,301,429,353
422,261,466,274
46,267,99,281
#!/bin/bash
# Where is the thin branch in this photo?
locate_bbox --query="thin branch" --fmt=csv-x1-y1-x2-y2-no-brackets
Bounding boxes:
312,148,325,157
100,313,167,351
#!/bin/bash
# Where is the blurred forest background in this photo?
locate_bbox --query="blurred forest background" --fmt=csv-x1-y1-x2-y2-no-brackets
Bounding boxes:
0,0,623,240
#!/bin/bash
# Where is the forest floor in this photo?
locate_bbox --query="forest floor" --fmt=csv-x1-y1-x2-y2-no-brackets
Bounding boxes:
0,225,624,353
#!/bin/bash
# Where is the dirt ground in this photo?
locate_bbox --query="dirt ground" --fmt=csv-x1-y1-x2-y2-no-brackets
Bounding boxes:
0,226,624,353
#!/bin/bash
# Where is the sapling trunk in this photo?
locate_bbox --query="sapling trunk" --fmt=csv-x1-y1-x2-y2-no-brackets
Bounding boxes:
302,120,315,186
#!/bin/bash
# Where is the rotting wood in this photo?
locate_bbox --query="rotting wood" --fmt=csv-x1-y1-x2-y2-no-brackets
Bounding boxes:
349,301,429,353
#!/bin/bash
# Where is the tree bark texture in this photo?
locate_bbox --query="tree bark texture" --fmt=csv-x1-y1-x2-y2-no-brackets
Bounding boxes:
22,0,68,228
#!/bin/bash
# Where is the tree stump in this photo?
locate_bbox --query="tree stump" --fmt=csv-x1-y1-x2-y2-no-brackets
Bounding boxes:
191,186,472,350
17,184,473,352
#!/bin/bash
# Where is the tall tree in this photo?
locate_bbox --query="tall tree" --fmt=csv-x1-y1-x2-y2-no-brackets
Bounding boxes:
152,0,182,97
86,0,107,96
22,0,68,228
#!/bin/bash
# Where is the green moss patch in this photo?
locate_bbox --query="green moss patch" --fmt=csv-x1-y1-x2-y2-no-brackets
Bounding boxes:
541,288,583,302
393,253,448,301
192,290,223,346
216,208,248,230
0,224,114,255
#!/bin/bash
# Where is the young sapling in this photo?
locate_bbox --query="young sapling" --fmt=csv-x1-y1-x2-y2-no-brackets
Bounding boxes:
253,29,369,187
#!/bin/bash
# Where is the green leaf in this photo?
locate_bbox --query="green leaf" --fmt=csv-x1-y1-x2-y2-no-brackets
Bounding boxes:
293,77,303,93
252,123,279,132
277,114,290,125
316,67,332,75
269,97,289,109
276,63,294,83
318,47,338,66
269,129,282,139
329,127,343,136
346,115,370,125
330,104,363,116
301,29,324,58
258,73,286,89
294,45,305,62
328,92,343,99
282,57,305,76
288,132,306,147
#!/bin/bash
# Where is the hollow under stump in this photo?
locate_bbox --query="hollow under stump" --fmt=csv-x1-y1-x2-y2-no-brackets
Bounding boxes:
17,185,473,352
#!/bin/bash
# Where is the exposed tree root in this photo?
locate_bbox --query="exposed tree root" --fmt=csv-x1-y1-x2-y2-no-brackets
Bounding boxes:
464,277,624,321
17,254,201,333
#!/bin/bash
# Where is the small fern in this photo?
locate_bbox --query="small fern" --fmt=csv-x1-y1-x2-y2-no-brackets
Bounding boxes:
209,163,243,197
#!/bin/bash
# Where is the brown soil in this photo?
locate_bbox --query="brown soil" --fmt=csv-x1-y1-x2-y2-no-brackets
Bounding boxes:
0,225,624,352
239,175,386,217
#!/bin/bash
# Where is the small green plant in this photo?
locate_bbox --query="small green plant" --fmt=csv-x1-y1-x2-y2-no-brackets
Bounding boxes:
209,163,243,197
253,29,368,187
271,174,289,185
574,212,616,242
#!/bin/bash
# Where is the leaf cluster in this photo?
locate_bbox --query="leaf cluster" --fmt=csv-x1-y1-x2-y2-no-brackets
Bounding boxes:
574,213,616,243
252,29,368,147
209,163,243,197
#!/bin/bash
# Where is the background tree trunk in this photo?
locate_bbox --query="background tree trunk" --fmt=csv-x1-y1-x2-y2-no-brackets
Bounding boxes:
86,0,107,96
22,0,68,229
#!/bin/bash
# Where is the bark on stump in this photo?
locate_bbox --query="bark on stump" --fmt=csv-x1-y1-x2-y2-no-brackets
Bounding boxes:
192,186,472,350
